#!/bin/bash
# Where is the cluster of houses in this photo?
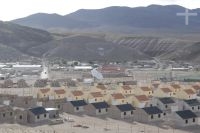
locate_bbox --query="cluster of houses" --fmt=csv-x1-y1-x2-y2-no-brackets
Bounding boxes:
0,81,200,127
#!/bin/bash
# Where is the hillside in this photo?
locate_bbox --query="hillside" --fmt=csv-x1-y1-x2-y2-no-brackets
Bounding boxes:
2,5,200,63
0,21,53,61
28,35,150,61
25,34,199,62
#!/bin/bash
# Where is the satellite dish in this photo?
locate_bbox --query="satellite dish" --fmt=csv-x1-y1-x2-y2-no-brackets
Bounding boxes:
91,68,103,80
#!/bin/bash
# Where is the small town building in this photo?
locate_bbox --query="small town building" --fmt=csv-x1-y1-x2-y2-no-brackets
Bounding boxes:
118,85,134,95
191,84,200,94
176,89,196,100
86,101,109,116
0,105,14,123
109,104,135,119
132,95,150,108
173,110,198,127
170,84,181,96
183,99,200,112
67,90,85,101
87,92,104,103
53,89,66,99
156,97,176,113
95,84,108,95
153,87,174,98
37,88,51,100
135,86,153,97
14,107,28,124
45,108,59,119
13,96,37,108
135,106,164,123
109,93,126,105
27,107,49,123
63,100,87,114
42,99,65,112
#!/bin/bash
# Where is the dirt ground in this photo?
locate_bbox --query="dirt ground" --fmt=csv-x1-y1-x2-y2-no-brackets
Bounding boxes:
0,113,199,133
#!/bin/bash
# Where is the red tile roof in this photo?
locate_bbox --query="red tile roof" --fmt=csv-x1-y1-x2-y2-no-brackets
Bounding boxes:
192,85,200,90
184,89,195,95
96,85,107,90
171,84,181,89
111,93,125,99
72,90,84,96
40,88,50,94
122,85,132,90
90,92,103,97
161,88,172,93
141,87,151,91
54,89,66,95
135,95,149,102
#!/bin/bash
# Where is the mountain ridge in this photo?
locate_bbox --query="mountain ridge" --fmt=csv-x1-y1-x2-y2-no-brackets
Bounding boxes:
11,5,200,33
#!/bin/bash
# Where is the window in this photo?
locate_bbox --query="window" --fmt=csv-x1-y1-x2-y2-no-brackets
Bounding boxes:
37,115,40,119
122,100,124,103
124,112,126,115
3,113,5,117
131,111,133,115
95,99,97,101
158,114,161,118
25,101,28,104
10,112,13,116
44,114,46,118
57,105,60,109
99,109,101,113
105,108,108,112
198,106,200,110
193,118,195,122
163,113,166,116
149,92,151,94
165,105,168,108
19,115,22,120
192,107,194,110
151,115,153,119
125,91,127,93
185,119,188,124
76,107,79,111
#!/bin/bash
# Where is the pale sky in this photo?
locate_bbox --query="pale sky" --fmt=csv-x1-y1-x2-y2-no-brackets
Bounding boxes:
0,0,199,21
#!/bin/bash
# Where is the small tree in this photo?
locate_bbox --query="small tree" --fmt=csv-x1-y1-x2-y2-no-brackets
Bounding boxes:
3,79,13,88
50,80,61,87
67,80,76,87
17,79,29,88
34,79,47,88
